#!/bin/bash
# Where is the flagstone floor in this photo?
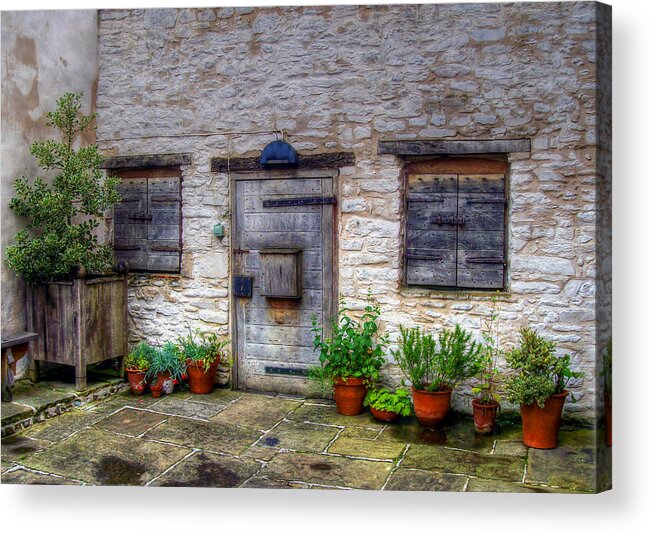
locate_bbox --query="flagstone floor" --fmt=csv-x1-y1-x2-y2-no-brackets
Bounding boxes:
1,388,611,492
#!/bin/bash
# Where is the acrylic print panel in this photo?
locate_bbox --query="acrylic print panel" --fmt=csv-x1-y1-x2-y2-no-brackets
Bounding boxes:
1,0,611,495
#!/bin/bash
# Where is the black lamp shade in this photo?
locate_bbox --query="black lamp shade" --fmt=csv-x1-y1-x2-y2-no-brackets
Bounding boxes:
260,140,299,166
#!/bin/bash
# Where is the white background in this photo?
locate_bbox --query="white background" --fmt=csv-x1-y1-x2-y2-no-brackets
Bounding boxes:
1,0,649,531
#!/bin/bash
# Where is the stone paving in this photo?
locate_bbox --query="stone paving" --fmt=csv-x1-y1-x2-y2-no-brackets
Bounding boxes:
1,388,611,492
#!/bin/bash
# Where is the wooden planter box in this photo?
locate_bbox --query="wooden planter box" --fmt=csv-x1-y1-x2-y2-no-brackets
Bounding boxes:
26,275,128,391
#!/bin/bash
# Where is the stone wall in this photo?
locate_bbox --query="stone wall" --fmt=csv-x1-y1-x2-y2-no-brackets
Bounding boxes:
96,3,610,420
1,11,99,376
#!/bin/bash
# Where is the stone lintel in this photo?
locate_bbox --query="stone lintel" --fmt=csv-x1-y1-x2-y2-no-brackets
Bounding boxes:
210,152,355,173
101,153,192,169
377,139,531,156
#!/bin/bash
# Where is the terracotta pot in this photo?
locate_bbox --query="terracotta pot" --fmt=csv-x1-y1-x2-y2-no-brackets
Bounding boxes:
333,377,368,416
412,387,452,427
187,358,220,394
370,407,399,423
472,399,499,435
520,390,568,449
150,371,170,398
126,368,147,395
604,391,612,447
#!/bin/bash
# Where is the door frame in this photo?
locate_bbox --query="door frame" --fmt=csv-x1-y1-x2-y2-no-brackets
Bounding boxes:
229,168,339,391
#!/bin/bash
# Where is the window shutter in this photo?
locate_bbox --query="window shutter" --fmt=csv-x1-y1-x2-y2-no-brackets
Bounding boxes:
405,172,458,287
147,175,181,272
114,177,149,270
456,173,506,289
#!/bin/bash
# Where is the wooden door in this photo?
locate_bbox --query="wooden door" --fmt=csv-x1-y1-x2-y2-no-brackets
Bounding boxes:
232,171,336,394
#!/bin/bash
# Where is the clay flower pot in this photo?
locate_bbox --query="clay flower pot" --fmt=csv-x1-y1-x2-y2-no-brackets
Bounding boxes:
333,377,368,416
604,391,612,447
520,390,569,449
187,358,220,394
126,368,147,395
472,399,499,435
150,371,170,398
412,387,452,427
370,407,399,423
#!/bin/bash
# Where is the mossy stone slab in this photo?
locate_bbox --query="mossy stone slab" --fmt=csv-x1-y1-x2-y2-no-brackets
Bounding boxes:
242,475,310,489
149,397,227,420
466,478,576,493
526,440,597,492
1,401,34,425
339,426,382,439
402,444,525,482
1,467,83,485
144,416,261,455
260,421,339,453
264,452,392,489
189,389,243,405
94,408,168,437
328,437,406,460
212,394,301,430
23,408,105,442
84,391,163,414
384,468,468,492
2,435,50,461
286,403,382,428
493,440,529,458
150,451,260,487
5,381,76,412
20,428,189,485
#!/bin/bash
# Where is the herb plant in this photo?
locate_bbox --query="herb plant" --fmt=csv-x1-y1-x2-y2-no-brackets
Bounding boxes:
504,327,583,407
393,324,483,392
178,329,229,373
145,342,186,383
364,387,413,416
472,303,503,405
6,92,120,284
124,342,156,372
311,294,388,383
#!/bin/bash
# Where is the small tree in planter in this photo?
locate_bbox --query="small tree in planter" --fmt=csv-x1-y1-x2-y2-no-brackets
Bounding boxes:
504,327,583,449
471,305,503,435
179,329,229,394
5,93,124,390
394,324,482,427
310,294,388,415
124,342,156,395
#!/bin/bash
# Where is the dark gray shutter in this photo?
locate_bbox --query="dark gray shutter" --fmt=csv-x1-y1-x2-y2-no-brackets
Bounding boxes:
114,177,149,270
457,173,506,289
405,173,458,287
147,176,181,272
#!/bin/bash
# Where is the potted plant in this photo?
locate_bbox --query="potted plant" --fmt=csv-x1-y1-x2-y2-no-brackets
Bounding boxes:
311,294,387,415
124,342,156,395
394,324,482,427
146,343,186,398
364,387,413,422
6,92,125,391
179,330,229,394
601,337,612,447
504,327,583,449
471,306,502,435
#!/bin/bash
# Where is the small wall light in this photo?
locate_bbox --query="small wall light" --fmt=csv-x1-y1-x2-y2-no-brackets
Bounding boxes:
213,222,225,239
260,140,298,167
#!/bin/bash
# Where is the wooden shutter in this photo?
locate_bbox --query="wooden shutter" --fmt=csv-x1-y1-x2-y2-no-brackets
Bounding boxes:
405,158,507,290
113,168,181,273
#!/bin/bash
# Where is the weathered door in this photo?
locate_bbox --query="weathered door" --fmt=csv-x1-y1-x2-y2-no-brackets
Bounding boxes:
232,171,336,394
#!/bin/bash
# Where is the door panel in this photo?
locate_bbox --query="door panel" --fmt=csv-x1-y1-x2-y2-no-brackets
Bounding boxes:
233,174,335,394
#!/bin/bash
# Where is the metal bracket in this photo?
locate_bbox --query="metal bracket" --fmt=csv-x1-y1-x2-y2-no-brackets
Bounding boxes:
263,196,337,208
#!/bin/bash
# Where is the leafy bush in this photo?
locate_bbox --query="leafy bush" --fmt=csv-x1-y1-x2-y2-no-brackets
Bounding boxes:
601,337,612,397
145,342,186,383
124,342,156,372
504,327,583,407
472,304,503,405
364,387,413,416
178,329,229,373
6,92,120,284
311,294,387,383
393,324,482,392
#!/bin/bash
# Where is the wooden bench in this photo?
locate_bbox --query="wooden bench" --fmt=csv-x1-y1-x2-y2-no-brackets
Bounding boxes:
1,332,38,402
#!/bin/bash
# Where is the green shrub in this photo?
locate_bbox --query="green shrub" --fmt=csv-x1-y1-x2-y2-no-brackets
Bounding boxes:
178,329,229,373
504,327,583,407
124,342,156,372
310,293,387,383
393,324,482,392
472,304,503,405
145,342,186,383
601,337,612,397
6,92,120,284
363,387,413,416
